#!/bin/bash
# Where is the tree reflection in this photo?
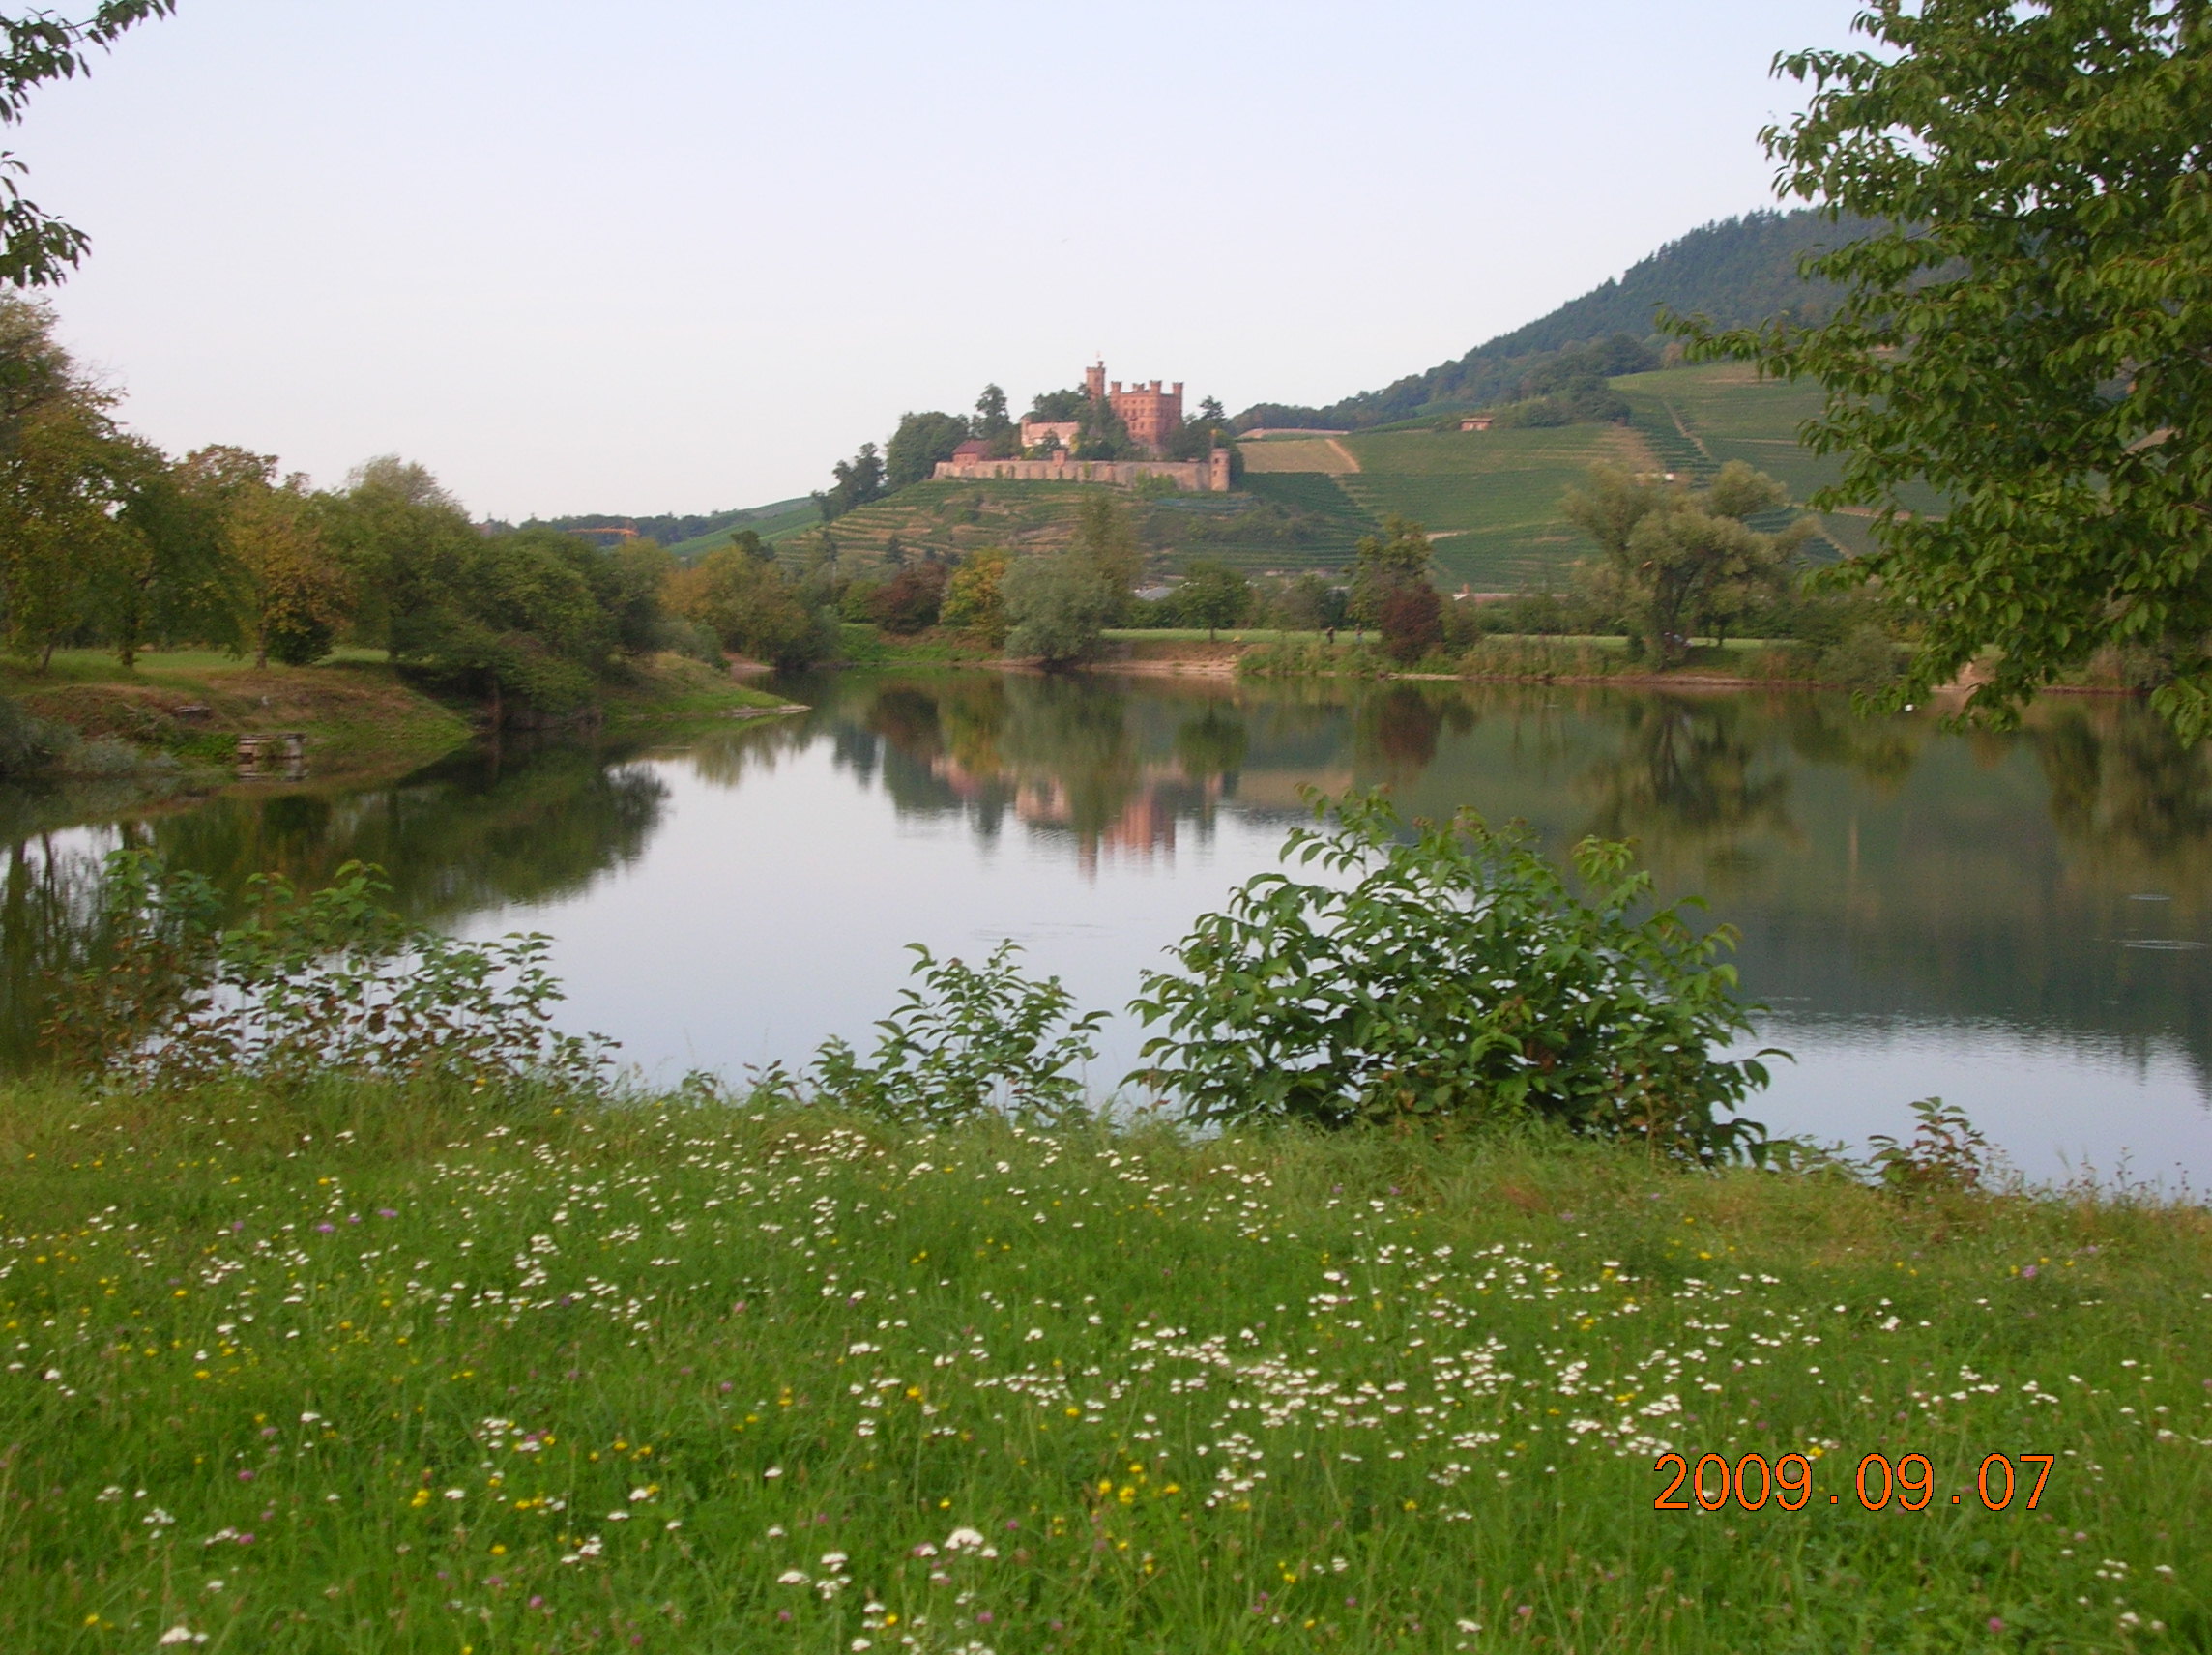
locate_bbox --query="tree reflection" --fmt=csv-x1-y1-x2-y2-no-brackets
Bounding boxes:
1579,696,1799,875
1173,707,1249,784
0,739,673,1070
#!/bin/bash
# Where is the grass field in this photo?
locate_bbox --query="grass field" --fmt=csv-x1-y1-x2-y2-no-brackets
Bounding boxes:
1,651,476,773
2,1076,2204,1653
1612,363,1950,561
766,480,1118,567
1239,440,1359,477
665,500,821,562
0,651,790,782
1226,362,1959,588
1332,428,1647,592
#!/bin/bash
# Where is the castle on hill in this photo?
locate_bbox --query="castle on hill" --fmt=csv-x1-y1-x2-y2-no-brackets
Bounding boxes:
935,360,1228,493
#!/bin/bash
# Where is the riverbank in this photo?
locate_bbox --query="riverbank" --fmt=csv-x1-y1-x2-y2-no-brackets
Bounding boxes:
3,1076,2201,1652
0,649,800,786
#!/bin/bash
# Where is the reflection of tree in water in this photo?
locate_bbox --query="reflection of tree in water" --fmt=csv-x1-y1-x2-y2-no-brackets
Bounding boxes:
1174,706,1248,783
1580,696,1800,882
681,715,817,791
2031,702,2212,882
1353,685,1475,777
0,739,675,1071
1776,695,1922,794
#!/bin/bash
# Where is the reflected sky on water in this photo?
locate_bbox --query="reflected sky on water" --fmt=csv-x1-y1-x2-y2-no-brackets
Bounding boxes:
9,671,2211,1187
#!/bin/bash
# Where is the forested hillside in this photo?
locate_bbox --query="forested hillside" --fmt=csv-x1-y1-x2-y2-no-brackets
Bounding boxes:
1237,209,1876,432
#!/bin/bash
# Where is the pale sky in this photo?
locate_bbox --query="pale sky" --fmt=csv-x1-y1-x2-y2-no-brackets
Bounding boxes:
31,0,1860,521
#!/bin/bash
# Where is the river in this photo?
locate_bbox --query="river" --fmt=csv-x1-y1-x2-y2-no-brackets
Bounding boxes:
7,670,2210,1187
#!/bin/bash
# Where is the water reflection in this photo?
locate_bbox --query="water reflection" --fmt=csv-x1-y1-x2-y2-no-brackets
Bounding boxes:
4,672,2210,1177
0,739,671,1062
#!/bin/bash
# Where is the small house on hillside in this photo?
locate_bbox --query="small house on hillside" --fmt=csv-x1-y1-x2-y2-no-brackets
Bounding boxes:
1459,415,1495,432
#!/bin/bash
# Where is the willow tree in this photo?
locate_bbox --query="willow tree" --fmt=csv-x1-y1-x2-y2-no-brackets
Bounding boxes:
1684,0,2212,735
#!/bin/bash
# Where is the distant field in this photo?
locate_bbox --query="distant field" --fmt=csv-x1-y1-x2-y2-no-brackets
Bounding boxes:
1614,362,1947,559
1333,425,1644,590
665,497,819,560
764,479,1119,566
1222,363,1954,588
1237,437,1357,475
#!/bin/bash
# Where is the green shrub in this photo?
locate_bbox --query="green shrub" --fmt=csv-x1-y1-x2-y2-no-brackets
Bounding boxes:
44,850,610,1093
1127,792,1776,1159
1819,622,1904,689
808,942,1104,1127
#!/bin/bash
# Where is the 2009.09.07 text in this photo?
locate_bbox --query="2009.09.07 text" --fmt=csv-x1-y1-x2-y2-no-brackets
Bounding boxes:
1654,1452,2053,1512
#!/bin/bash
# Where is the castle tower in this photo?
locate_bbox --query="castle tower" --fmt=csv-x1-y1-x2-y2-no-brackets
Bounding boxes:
1085,360,1107,402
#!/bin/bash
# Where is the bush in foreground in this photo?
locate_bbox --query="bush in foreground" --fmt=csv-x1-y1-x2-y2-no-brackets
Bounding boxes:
1130,793,1774,1160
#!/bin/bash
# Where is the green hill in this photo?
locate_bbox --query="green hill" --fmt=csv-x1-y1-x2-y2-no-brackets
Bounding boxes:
1237,209,1875,432
1337,425,1644,590
1225,362,1903,590
664,497,819,561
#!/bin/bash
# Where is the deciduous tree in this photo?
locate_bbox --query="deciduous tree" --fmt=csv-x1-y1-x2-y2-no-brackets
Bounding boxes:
1564,462,1810,667
885,410,970,490
1177,559,1250,641
664,541,833,671
941,548,1009,645
1683,0,2212,734
181,447,353,669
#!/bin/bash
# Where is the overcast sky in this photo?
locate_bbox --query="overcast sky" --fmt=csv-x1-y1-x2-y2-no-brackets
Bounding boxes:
30,0,1861,521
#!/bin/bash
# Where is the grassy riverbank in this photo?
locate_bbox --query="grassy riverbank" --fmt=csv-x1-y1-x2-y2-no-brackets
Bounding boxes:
1,650,797,779
3,1079,2204,1653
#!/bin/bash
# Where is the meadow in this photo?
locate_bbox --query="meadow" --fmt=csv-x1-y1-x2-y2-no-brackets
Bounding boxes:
3,1078,2205,1654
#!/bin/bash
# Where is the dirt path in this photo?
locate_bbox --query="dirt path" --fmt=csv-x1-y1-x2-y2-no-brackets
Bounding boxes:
1326,438,1362,473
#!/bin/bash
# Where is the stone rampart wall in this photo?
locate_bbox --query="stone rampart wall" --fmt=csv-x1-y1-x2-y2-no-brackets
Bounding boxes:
932,455,1225,493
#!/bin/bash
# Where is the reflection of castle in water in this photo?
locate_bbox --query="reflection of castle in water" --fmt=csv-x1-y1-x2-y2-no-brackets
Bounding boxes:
923,751,1233,870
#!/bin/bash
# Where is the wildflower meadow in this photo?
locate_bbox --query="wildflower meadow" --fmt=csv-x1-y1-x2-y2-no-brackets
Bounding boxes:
1,1082,2206,1653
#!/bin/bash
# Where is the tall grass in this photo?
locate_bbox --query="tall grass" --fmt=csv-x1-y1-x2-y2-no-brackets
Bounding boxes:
2,1076,2204,1652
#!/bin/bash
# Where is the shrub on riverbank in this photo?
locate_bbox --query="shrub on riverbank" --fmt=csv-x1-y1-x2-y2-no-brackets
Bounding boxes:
1237,633,1869,687
1129,795,1773,1159
0,1076,2203,1652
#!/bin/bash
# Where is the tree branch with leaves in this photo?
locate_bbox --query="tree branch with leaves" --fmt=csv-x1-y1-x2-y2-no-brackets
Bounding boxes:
1679,0,2212,735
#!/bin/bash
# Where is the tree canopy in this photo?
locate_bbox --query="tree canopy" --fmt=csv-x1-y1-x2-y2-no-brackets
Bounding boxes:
1565,462,1809,667
1686,0,2212,736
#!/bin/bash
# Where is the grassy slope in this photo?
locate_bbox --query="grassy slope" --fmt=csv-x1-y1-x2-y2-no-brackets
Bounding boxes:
1232,363,1957,589
4,651,795,778
1239,439,1358,477
665,499,821,562
3,650,475,773
775,479,1116,566
1336,426,1648,592
601,653,803,725
1,1080,2204,1653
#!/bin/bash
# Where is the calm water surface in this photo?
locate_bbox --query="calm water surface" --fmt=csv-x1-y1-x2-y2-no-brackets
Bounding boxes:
8,671,2211,1186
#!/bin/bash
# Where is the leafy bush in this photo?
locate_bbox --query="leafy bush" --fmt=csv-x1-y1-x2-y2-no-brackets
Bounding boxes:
869,562,949,634
0,694,71,777
1127,792,1776,1160
1818,622,1904,690
1378,582,1443,663
809,943,1104,1127
44,850,610,1093
1867,1098,1994,1197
